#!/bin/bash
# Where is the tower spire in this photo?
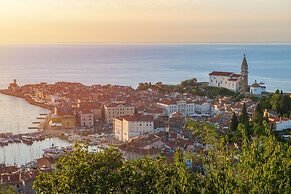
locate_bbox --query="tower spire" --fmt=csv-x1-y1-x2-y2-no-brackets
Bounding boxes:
241,54,249,92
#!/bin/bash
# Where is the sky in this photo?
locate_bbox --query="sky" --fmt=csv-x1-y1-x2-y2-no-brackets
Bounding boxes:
0,0,291,43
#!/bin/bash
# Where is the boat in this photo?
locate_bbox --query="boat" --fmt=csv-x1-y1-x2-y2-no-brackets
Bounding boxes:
0,139,9,146
28,127,39,130
43,146,63,154
22,137,33,145
35,135,45,141
32,122,41,124
13,138,22,143
7,138,14,143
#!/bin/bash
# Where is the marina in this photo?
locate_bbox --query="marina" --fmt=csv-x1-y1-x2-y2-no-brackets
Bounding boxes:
0,137,70,166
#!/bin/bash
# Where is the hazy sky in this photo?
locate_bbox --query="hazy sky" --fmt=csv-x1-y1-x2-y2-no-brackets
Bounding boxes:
0,0,291,43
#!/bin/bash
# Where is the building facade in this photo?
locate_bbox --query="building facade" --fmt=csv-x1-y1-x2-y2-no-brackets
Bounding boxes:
103,103,135,124
250,80,266,95
78,110,94,127
157,100,212,117
114,115,154,142
209,55,249,92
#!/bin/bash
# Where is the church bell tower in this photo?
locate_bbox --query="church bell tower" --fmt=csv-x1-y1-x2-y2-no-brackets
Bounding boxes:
241,54,249,92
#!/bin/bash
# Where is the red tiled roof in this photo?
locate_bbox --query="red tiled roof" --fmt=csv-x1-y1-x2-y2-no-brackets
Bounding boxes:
119,115,154,122
230,73,241,77
209,71,234,76
158,99,176,105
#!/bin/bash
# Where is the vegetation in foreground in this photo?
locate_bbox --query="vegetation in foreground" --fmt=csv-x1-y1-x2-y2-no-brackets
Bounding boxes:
33,120,290,194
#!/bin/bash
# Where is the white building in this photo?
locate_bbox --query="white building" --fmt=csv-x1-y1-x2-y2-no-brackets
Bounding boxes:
209,71,241,91
157,100,212,117
275,119,291,131
114,115,154,142
103,103,135,124
194,101,212,116
208,55,249,92
250,80,266,95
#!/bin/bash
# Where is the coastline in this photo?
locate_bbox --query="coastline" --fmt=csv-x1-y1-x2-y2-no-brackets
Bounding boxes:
0,89,53,110
0,89,73,139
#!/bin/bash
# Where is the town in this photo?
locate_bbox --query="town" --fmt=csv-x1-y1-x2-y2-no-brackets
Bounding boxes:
0,56,290,193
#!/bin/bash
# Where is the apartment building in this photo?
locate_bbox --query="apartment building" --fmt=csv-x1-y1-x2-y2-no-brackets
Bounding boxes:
103,103,135,123
114,115,154,142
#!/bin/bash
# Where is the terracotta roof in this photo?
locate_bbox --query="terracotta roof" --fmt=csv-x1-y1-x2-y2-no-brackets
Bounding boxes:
118,115,154,122
209,71,234,76
250,81,261,88
230,74,241,78
158,99,177,105
105,103,134,108
36,157,53,169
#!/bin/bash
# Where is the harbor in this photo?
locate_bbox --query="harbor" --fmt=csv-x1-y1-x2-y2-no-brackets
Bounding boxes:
0,137,70,166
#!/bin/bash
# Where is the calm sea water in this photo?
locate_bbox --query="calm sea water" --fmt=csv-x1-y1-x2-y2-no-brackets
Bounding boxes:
0,44,290,92
0,93,48,134
0,138,70,166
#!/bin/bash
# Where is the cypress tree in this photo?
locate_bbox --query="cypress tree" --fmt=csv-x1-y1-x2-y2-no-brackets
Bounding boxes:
230,112,239,132
253,102,263,124
240,103,249,127
279,95,290,116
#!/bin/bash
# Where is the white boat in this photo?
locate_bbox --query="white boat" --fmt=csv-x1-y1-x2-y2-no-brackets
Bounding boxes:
0,139,9,146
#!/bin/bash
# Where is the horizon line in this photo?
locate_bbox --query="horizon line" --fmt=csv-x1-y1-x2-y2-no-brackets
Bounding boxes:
1,41,291,45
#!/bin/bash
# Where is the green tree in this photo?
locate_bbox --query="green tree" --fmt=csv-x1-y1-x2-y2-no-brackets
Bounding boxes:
181,78,197,87
252,102,264,124
33,145,123,194
270,90,282,113
186,120,218,144
117,157,164,194
239,103,250,131
0,185,17,194
279,95,291,116
230,112,239,132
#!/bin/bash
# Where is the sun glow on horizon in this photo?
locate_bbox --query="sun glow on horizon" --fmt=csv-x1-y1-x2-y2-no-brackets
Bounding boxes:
0,0,291,43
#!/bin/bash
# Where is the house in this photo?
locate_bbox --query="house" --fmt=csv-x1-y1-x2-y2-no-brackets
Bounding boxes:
250,80,266,95
49,108,76,129
157,100,212,117
118,134,165,160
78,109,94,128
36,157,54,170
157,100,196,117
268,117,291,131
114,115,154,142
103,103,135,124
20,171,38,194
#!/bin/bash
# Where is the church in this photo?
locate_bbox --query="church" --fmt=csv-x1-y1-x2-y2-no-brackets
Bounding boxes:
209,55,249,92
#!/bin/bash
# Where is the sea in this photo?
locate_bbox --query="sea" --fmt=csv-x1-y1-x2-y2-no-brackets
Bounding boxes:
0,44,290,92
0,43,290,165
